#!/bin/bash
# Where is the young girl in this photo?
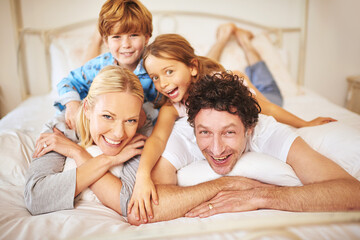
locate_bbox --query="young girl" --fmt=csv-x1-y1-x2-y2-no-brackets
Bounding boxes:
26,65,150,216
128,33,336,223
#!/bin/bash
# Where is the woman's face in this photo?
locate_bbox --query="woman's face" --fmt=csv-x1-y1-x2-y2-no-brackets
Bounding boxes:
144,54,197,103
85,91,142,156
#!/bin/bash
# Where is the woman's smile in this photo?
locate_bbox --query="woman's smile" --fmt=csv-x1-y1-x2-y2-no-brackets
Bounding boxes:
103,135,122,145
87,92,142,156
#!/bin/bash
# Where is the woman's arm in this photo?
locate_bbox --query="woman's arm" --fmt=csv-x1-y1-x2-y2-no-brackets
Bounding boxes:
24,151,77,215
32,128,113,197
75,134,146,214
28,128,145,215
25,127,89,215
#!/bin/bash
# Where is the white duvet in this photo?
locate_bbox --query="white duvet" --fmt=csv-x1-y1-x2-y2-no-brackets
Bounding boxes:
1,89,360,240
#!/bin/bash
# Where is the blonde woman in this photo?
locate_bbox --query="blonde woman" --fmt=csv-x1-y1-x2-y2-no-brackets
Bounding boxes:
25,65,152,217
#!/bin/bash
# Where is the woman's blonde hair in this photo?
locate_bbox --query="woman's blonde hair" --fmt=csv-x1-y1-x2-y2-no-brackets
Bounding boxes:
143,33,225,107
76,65,144,148
98,0,153,38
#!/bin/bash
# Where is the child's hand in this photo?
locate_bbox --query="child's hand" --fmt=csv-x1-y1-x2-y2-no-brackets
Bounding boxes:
65,101,81,130
128,175,159,223
111,134,147,166
305,117,337,127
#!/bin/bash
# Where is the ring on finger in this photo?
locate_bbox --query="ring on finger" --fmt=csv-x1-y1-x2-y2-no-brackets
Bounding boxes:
43,143,48,148
208,203,214,210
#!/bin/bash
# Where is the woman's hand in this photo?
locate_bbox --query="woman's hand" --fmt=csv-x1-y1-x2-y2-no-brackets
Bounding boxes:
305,117,337,127
33,128,83,159
128,174,159,223
110,134,147,166
65,101,81,130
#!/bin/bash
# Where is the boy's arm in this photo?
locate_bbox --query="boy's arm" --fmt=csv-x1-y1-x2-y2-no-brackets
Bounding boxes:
55,68,90,108
55,54,110,110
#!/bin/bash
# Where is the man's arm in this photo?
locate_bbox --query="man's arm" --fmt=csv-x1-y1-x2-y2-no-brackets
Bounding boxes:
127,156,224,224
128,156,271,225
186,137,360,218
273,137,360,210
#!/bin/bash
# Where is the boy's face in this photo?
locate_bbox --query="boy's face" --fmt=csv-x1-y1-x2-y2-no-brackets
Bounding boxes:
105,32,150,72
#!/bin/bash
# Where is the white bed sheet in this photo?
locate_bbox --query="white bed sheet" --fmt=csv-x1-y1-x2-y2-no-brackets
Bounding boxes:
1,87,360,240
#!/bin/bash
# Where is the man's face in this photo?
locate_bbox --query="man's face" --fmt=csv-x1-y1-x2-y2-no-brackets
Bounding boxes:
194,108,250,175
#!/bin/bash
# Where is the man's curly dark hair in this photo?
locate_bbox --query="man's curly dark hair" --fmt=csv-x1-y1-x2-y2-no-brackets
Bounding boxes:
186,72,261,130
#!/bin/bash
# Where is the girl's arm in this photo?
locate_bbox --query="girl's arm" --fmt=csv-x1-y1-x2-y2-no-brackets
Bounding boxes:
234,70,337,128
129,103,179,222
137,103,179,180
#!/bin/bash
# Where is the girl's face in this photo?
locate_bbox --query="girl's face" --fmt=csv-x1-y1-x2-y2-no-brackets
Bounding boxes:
85,91,142,156
144,54,197,103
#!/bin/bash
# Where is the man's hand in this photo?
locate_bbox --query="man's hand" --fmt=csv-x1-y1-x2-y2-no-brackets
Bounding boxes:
221,176,273,191
185,177,274,218
65,101,81,130
185,189,258,218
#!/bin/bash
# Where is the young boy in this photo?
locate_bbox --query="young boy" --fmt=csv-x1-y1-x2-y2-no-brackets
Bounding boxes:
54,0,157,130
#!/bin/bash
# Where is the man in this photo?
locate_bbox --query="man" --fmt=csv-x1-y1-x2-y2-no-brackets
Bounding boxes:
128,72,360,225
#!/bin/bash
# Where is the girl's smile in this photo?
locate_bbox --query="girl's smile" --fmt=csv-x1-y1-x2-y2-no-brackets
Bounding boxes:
144,54,197,103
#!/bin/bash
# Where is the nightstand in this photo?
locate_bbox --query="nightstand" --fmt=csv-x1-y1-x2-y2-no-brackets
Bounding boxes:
346,75,360,114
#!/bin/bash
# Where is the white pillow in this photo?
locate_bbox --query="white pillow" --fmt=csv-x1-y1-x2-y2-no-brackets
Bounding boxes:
49,25,106,93
0,129,34,186
177,152,302,187
296,122,360,180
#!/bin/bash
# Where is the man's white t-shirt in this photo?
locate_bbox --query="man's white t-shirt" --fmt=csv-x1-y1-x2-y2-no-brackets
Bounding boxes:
162,113,298,170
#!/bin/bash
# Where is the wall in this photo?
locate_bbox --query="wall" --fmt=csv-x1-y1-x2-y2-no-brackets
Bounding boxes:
305,0,360,106
0,0,358,117
0,0,23,118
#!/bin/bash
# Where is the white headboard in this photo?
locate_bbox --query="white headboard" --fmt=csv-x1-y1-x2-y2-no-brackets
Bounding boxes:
14,0,308,99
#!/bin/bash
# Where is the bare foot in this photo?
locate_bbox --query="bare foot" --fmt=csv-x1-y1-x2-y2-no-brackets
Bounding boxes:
234,27,253,48
234,27,261,65
216,23,236,43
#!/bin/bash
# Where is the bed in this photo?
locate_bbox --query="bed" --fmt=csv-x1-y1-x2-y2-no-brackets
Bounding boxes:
1,0,360,239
